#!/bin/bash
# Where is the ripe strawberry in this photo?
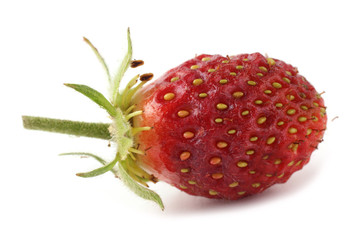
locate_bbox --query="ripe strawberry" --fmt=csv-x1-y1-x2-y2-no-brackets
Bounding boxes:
22,29,326,209
132,53,327,199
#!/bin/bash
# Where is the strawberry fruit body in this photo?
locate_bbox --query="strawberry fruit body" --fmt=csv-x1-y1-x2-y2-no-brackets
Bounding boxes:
22,30,327,209
133,53,327,199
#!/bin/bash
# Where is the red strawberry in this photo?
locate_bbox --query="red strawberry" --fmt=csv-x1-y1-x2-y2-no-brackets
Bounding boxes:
132,53,327,199
22,29,326,209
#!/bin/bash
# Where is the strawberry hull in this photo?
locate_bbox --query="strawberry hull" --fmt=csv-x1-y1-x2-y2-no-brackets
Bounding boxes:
133,53,326,199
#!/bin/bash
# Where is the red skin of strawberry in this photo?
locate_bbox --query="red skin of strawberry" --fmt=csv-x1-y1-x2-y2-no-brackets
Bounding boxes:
133,53,327,199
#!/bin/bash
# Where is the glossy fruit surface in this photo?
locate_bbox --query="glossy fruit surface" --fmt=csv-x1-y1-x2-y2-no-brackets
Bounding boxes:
133,53,327,199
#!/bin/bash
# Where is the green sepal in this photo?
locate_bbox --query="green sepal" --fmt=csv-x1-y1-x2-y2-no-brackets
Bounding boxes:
76,157,118,178
83,37,111,84
117,155,164,210
60,152,164,210
64,83,116,117
59,152,118,177
59,152,108,165
111,28,132,105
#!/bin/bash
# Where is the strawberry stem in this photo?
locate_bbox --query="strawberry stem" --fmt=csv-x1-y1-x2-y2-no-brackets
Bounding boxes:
22,116,111,140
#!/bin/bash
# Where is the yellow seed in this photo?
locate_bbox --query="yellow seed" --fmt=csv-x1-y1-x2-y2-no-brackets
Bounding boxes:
298,116,307,122
233,91,244,98
212,173,224,179
180,151,191,161
188,180,196,185
216,103,228,110
274,159,282,165
183,131,194,139
230,72,237,76
229,182,239,188
247,81,257,86
312,116,319,121
236,65,244,69
313,102,319,107
301,105,308,110
252,183,261,188
237,161,248,168
214,118,223,123
282,77,291,83
199,93,208,98
256,73,264,77
222,60,229,63
190,65,199,69
257,116,267,124
296,160,303,166
266,174,273,177
209,190,218,196
277,173,285,178
288,143,299,152
272,82,282,88
219,79,228,84
210,157,221,165
277,121,284,126
243,58,249,61
255,100,263,105
202,57,211,61
170,76,179,82
287,95,295,101
286,71,292,76
217,141,228,149
267,58,276,66
238,191,246,195
164,93,175,101
262,155,269,160
288,127,298,134
291,143,299,152
259,66,268,72
193,78,203,86
287,109,296,115
242,110,250,116
250,136,258,142
208,68,216,72
307,129,312,135
177,110,190,118
228,129,236,134
267,136,276,145
264,90,272,94
181,168,190,173
249,170,256,174
288,161,295,166
275,103,283,108
179,185,187,189
246,150,255,155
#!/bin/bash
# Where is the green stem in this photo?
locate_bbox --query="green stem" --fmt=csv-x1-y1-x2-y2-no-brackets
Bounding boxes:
22,116,111,140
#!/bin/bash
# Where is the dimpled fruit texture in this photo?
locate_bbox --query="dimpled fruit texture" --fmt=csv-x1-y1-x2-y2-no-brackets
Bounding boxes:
133,53,327,199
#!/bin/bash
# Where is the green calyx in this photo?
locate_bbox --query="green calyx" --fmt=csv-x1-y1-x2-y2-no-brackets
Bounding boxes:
22,28,164,210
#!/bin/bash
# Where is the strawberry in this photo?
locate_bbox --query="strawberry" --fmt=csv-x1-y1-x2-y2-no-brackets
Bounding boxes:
132,53,327,199
22,29,327,209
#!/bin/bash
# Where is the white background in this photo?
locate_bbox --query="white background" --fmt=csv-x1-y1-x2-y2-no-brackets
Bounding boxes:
1,0,359,239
